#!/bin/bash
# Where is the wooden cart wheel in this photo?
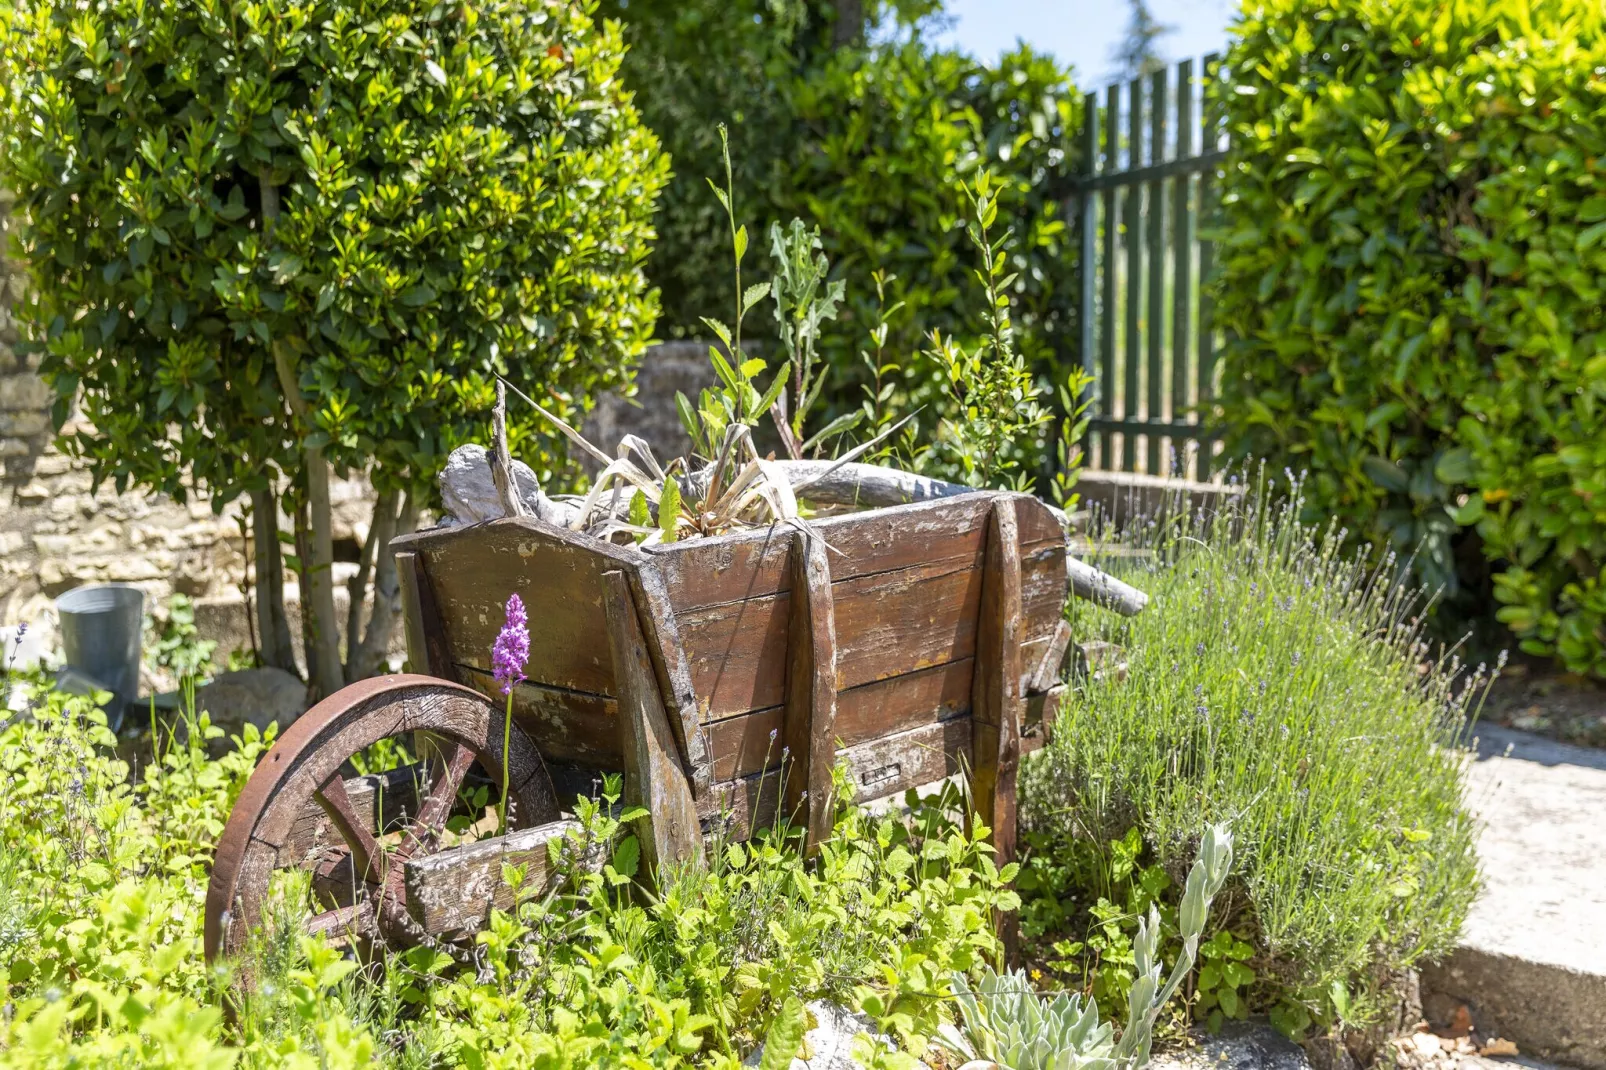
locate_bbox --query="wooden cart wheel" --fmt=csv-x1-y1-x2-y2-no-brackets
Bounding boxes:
204,674,560,964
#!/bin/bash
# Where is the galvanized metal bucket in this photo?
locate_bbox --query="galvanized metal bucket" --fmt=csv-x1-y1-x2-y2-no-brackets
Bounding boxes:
56,583,145,730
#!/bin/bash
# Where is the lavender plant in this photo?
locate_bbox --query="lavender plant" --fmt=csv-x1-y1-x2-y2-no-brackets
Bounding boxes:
1028,478,1483,1035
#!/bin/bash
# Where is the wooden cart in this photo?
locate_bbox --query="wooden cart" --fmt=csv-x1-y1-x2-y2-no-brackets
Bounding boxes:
204,489,1132,962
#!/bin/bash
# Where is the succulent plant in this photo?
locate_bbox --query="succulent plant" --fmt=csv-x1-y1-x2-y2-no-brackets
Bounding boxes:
938,824,1234,1070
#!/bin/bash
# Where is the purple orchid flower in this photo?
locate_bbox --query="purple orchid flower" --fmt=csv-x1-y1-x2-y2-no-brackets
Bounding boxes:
492,593,529,696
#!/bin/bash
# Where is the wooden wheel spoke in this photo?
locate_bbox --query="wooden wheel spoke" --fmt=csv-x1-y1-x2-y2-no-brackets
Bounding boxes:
314,771,387,882
305,902,377,943
401,744,477,855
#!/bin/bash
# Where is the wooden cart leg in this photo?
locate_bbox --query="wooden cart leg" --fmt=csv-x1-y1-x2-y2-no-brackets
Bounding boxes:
626,565,712,799
602,570,704,875
970,497,1024,957
783,529,839,853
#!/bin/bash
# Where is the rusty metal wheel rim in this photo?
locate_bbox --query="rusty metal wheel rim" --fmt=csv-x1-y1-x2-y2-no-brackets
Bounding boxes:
204,674,558,964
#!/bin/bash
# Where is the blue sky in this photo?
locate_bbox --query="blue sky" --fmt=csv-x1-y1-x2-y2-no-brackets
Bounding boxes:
931,0,1237,86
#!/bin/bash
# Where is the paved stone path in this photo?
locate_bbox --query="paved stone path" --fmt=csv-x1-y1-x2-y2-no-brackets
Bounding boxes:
1422,724,1606,1070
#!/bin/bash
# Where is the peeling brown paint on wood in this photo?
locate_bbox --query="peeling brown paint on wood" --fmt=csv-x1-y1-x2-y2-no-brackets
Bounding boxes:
403,818,586,938
970,498,1023,870
603,570,704,873
782,529,838,852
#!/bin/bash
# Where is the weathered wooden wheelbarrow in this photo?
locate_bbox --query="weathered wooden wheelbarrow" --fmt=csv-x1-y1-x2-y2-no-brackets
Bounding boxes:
204,485,1146,962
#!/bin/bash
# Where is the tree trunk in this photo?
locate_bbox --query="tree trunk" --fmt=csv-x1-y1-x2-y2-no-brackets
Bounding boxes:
261,168,344,702
296,432,345,702
343,487,393,681
251,487,298,675
831,0,863,48
352,489,419,680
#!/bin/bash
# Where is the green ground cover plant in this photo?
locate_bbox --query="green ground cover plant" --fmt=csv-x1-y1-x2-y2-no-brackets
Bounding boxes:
1213,0,1606,676
0,662,1024,1067
1022,482,1483,1044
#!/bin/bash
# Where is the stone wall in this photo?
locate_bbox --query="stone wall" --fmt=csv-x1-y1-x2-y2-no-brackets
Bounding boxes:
0,190,374,660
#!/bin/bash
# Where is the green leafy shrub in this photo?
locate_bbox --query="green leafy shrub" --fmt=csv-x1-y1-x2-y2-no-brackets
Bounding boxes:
776,43,1081,388
1212,0,1606,673
1024,484,1483,1039
0,0,667,695
602,3,1081,425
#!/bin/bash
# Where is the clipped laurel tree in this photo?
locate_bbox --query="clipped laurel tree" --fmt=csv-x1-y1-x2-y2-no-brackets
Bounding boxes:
1212,0,1606,674
0,0,667,697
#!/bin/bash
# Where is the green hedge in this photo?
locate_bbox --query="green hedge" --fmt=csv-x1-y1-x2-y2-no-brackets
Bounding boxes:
1214,0,1606,674
602,6,1082,421
777,43,1080,408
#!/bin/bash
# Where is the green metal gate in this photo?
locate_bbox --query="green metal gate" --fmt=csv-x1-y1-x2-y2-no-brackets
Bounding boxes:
1074,56,1227,482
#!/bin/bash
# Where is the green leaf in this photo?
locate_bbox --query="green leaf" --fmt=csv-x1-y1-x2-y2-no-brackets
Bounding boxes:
801,410,864,453
734,224,749,263
659,477,681,541
424,60,447,87
1362,456,1409,493
742,281,771,316
758,997,808,1070
1434,446,1475,484
610,834,640,879
710,348,739,391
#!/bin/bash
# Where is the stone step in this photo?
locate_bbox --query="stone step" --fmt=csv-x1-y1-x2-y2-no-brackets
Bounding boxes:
1422,725,1606,1070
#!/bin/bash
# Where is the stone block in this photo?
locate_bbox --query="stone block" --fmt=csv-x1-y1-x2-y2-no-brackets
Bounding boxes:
195,667,309,741
0,372,50,411
31,451,76,478
1420,725,1606,1069
0,409,47,437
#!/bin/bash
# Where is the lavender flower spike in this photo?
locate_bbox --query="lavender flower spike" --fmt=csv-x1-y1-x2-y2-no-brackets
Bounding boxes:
492,593,530,695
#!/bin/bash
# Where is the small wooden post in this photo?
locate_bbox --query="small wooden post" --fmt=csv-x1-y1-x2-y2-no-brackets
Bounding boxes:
627,565,713,799
783,528,839,853
396,551,455,681
970,496,1023,953
602,570,703,875
490,380,530,519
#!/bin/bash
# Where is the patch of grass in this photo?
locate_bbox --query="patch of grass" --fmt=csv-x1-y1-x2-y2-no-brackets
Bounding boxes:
1025,481,1484,1036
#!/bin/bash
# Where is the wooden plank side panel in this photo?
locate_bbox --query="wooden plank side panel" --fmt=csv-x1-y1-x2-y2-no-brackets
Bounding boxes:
707,657,974,782
603,570,703,873
680,534,1065,722
650,492,1062,612
404,819,586,938
970,499,1023,869
705,715,973,840
394,518,639,697
651,494,990,611
625,564,711,796
454,668,618,769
